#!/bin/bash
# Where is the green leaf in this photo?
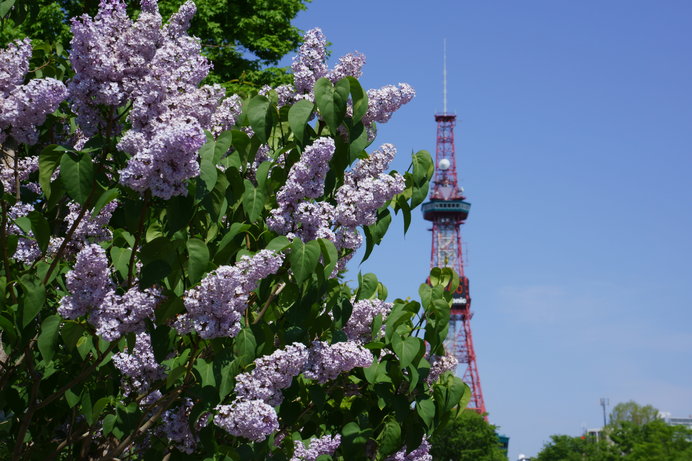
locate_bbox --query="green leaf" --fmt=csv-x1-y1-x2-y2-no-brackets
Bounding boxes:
265,235,291,252
233,328,256,365
357,273,378,300
81,391,93,424
377,416,402,456
199,135,218,192
0,0,16,18
288,99,314,145
110,246,132,280
186,238,209,285
412,150,434,186
346,76,368,123
361,209,391,263
60,151,94,204
416,399,435,429
214,130,233,162
38,144,64,198
246,95,273,143
314,77,349,134
255,161,272,191
289,238,321,285
91,188,119,216
193,358,216,388
20,275,45,327
242,179,265,223
37,315,60,362
317,238,338,278
27,211,50,253
392,336,424,369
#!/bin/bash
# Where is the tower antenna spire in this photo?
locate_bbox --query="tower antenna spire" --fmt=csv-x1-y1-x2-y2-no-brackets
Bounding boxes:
443,39,448,114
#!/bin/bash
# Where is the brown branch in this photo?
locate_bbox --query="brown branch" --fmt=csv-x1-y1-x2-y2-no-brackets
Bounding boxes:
12,344,42,461
253,282,286,325
126,191,150,288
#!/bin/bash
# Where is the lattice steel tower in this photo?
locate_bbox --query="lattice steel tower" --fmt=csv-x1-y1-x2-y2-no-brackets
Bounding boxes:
421,42,487,416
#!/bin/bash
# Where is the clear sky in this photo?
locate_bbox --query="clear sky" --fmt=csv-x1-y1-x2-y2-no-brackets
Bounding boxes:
289,1,692,459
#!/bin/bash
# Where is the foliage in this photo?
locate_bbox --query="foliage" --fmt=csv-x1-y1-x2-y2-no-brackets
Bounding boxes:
429,411,507,461
609,400,660,427
0,0,310,92
535,413,692,461
0,1,465,460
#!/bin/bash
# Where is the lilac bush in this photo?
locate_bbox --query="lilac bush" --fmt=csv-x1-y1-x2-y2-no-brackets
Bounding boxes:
0,3,467,460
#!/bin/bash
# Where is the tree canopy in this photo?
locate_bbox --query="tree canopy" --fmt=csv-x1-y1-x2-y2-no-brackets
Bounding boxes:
534,401,692,461
430,411,507,461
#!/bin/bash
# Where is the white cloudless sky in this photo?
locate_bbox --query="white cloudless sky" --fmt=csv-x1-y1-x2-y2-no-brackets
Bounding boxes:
289,1,692,459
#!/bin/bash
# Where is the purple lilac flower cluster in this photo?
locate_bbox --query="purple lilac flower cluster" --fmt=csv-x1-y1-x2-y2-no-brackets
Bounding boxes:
175,250,284,339
0,39,67,145
335,143,405,228
362,83,416,126
292,28,329,94
71,0,241,199
161,398,197,454
344,298,393,343
213,399,279,442
267,137,336,241
214,340,372,442
68,0,161,136
0,156,38,195
58,243,161,340
304,340,374,384
386,437,433,461
6,203,41,264
112,332,166,397
234,342,309,406
291,434,342,461
425,353,458,385
53,200,118,256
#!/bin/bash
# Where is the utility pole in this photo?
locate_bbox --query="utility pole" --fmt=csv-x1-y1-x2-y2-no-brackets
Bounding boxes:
600,398,610,427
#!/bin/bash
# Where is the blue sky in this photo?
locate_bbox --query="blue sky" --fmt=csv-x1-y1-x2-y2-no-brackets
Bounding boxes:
290,1,692,459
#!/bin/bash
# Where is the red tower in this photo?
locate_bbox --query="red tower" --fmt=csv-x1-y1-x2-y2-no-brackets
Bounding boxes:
422,74,487,416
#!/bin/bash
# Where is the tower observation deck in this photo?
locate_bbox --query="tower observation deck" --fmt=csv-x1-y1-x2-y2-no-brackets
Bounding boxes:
423,109,487,416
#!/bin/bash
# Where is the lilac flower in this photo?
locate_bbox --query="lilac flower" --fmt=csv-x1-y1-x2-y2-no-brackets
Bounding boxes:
58,244,113,319
63,200,117,252
235,342,309,406
267,137,336,240
426,353,458,385
58,243,160,340
112,332,166,397
0,39,67,145
304,340,373,384
175,250,284,339
0,38,31,93
386,437,432,461
116,2,225,199
210,94,243,137
335,144,405,229
161,398,197,454
0,156,38,196
278,137,335,203
68,0,162,135
291,434,342,461
344,299,393,343
292,28,328,94
362,83,416,126
328,52,366,82
91,286,161,341
213,399,279,442
6,203,40,264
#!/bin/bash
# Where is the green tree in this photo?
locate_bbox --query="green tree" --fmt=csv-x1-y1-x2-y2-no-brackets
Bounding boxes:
430,411,507,461
609,420,692,461
609,401,660,427
0,0,310,91
534,434,619,461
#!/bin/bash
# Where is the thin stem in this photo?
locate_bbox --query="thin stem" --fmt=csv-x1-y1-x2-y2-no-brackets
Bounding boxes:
127,191,151,287
12,344,41,461
253,282,286,325
0,199,18,304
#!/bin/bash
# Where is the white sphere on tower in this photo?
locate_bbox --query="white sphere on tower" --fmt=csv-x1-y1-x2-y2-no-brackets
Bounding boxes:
438,158,451,170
